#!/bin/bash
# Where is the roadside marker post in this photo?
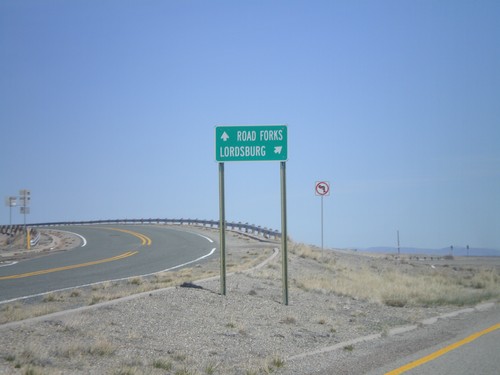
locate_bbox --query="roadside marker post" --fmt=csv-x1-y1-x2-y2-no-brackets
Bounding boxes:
216,125,289,305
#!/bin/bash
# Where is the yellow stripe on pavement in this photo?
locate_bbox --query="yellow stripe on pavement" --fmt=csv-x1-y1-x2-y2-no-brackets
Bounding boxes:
0,251,138,280
103,227,152,246
385,322,500,375
0,227,150,281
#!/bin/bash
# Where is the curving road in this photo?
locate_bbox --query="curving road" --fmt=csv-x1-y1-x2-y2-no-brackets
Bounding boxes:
0,225,216,302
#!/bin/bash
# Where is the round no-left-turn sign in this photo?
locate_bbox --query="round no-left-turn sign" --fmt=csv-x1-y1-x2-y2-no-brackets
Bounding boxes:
315,181,330,196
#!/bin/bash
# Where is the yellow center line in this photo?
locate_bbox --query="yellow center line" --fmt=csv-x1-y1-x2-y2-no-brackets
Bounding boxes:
0,251,138,280
0,227,151,281
103,227,152,246
385,322,500,375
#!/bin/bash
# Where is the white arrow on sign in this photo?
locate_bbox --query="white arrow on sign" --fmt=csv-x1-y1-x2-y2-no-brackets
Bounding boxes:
221,132,229,141
274,146,282,154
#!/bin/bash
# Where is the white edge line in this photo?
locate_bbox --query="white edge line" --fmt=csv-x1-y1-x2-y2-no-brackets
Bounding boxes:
193,233,214,243
49,229,87,247
0,261,18,268
150,247,216,274
166,226,214,243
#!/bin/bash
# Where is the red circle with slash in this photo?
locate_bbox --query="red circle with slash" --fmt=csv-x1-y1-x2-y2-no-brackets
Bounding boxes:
315,181,330,196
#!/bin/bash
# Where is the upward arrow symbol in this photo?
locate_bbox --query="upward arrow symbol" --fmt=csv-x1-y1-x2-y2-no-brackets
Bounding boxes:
221,131,229,141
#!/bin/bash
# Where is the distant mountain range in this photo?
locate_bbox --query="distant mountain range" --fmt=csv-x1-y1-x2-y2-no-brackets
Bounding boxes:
364,246,500,257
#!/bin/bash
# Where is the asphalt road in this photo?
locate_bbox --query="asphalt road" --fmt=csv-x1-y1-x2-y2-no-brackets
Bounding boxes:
391,323,500,374
317,303,500,375
0,225,216,302
378,306,500,375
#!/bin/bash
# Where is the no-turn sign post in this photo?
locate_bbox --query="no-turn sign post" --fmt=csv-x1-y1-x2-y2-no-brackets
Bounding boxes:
315,181,330,251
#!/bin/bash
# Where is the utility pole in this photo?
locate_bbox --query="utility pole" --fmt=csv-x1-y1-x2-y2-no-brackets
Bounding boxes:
397,230,400,255
19,189,31,228
19,190,31,249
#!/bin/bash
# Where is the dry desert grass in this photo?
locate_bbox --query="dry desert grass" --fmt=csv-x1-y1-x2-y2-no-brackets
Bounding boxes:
289,243,500,308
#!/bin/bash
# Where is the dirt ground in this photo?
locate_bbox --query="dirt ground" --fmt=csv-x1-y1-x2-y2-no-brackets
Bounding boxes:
0,226,498,374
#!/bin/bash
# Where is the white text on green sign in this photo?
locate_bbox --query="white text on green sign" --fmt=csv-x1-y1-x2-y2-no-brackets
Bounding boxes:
216,125,287,162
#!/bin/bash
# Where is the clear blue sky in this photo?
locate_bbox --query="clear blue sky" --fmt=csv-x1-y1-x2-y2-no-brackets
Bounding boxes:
1,0,499,250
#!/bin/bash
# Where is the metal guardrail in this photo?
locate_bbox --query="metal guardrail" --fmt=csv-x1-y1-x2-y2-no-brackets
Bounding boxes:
28,219,281,239
30,229,41,247
0,225,41,248
0,225,24,236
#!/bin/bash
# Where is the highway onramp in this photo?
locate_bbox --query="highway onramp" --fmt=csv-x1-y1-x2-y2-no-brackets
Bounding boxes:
0,225,216,302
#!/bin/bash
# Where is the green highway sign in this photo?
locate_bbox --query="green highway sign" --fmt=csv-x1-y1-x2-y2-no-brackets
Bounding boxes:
215,125,288,162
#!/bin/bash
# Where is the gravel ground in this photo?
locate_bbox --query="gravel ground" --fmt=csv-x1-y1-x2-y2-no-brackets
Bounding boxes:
0,227,497,375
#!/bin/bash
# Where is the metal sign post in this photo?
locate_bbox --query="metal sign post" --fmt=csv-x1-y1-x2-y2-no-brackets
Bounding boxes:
219,162,226,296
315,181,330,251
216,125,288,305
280,161,288,305
5,196,17,226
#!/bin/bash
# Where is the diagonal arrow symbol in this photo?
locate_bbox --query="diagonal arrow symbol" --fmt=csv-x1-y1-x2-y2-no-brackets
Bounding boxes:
274,146,282,154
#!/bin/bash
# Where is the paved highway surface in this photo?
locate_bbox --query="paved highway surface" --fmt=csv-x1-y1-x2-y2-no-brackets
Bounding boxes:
0,225,216,302
340,303,500,375
290,301,499,374
379,307,500,375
